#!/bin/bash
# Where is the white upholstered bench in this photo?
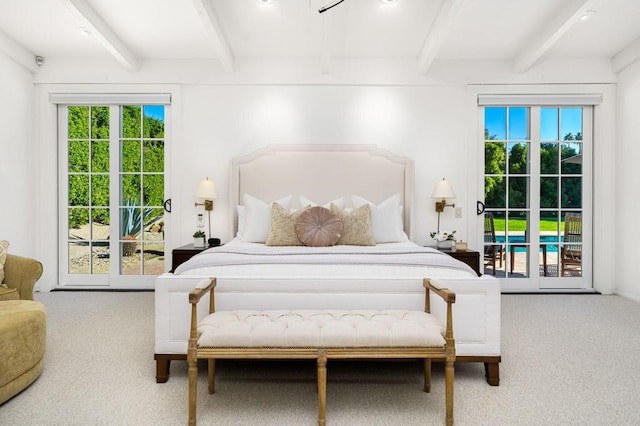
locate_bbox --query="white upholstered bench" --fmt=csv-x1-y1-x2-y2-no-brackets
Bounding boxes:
187,278,456,426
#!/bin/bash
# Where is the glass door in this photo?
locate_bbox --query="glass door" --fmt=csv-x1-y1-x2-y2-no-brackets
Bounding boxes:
483,105,592,291
59,104,168,288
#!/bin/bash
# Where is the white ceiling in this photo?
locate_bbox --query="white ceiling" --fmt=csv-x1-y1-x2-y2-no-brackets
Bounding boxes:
0,0,639,74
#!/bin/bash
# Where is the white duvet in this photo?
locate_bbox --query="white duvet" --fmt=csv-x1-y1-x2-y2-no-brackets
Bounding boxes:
173,239,476,279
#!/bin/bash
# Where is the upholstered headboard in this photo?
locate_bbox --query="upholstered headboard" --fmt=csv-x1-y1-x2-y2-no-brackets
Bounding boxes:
230,144,415,239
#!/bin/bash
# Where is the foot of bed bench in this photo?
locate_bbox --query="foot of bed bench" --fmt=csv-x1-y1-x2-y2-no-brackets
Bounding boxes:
154,353,186,383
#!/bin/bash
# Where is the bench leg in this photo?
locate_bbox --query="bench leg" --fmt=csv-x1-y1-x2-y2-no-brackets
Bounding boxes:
208,359,216,394
317,350,327,426
484,362,500,386
423,359,431,393
445,357,454,426
188,355,198,426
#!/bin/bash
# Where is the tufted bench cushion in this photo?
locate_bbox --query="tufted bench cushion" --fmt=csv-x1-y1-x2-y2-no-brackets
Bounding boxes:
197,310,446,348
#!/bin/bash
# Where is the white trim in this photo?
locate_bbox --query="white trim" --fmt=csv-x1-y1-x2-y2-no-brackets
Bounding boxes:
50,93,171,105
478,94,602,106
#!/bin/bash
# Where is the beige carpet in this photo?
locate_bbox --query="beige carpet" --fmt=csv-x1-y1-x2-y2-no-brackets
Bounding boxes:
1,291,639,425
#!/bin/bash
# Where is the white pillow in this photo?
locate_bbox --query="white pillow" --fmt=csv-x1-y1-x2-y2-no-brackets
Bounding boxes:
236,205,246,239
299,195,345,209
352,193,404,243
242,194,293,243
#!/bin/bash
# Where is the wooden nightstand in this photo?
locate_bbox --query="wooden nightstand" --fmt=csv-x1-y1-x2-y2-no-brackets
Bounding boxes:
437,248,481,276
170,244,207,272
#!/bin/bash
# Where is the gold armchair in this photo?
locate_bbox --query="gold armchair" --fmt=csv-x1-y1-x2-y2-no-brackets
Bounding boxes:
0,254,43,301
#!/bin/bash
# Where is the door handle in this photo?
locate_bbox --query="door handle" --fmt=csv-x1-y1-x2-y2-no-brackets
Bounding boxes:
163,199,171,213
477,201,485,215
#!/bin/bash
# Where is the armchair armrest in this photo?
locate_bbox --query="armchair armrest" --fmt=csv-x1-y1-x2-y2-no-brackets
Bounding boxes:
3,254,43,300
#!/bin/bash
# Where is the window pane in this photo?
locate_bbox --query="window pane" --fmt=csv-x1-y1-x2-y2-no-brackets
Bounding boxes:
561,108,582,140
508,107,528,140
144,208,165,241
540,177,558,208
143,140,164,173
121,140,141,173
68,208,89,235
540,211,559,242
485,177,506,208
541,108,559,141
561,177,581,208
91,208,110,238
121,206,142,238
143,106,165,138
68,106,89,139
91,106,109,139
143,175,164,206
561,142,582,174
509,177,528,208
485,107,506,140
485,142,506,174
508,142,529,174
143,242,165,275
122,106,142,138
91,140,109,173
121,175,141,205
540,142,558,174
484,211,505,276
91,175,109,207
121,243,141,275
69,174,89,206
68,242,90,274
92,245,109,274
69,140,89,172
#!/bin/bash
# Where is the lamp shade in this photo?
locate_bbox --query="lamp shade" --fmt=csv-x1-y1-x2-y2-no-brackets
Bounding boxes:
431,178,456,199
196,178,217,199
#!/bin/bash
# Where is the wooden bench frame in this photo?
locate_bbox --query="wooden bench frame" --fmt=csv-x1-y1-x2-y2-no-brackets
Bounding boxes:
187,278,456,426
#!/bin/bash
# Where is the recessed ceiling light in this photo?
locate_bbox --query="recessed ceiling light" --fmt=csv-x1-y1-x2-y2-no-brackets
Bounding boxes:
257,0,273,4
380,0,398,3
579,10,596,22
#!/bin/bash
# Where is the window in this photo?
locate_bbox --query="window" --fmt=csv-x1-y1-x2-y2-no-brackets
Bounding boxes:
58,100,169,288
482,102,592,290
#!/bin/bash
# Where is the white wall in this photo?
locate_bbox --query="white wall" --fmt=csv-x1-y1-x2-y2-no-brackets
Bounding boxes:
616,60,640,302
0,56,35,257
29,57,619,291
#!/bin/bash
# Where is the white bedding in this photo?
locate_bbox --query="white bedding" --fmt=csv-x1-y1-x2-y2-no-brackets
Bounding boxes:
173,239,477,279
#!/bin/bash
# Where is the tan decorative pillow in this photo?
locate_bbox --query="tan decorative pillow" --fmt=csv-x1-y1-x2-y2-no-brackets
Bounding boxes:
265,203,306,246
0,240,9,284
330,204,375,246
295,206,343,247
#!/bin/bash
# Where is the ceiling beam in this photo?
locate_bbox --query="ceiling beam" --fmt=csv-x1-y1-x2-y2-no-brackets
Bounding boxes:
190,0,234,73
0,27,39,73
613,36,640,74
62,0,138,71
417,0,468,74
513,0,595,73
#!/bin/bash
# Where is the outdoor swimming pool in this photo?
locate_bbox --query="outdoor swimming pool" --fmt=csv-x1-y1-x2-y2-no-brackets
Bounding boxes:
494,235,564,252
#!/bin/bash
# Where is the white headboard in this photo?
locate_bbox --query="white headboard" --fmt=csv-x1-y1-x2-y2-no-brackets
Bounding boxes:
230,144,415,239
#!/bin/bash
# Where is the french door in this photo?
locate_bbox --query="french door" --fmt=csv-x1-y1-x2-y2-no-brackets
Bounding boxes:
482,105,592,291
58,103,169,288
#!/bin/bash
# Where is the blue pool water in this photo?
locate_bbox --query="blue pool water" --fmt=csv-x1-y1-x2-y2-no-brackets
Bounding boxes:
494,235,562,252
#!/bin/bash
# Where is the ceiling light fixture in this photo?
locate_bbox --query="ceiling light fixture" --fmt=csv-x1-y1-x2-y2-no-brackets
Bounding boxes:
257,0,273,5
579,10,596,22
319,0,346,13
380,0,398,3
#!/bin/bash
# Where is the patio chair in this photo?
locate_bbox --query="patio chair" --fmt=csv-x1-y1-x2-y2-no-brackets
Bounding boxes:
484,214,504,275
561,213,582,276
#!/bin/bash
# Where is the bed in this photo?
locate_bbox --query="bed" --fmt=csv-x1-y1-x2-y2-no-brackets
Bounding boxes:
154,145,501,385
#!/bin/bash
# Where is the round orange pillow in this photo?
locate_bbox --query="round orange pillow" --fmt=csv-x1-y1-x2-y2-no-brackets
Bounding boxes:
295,206,343,247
